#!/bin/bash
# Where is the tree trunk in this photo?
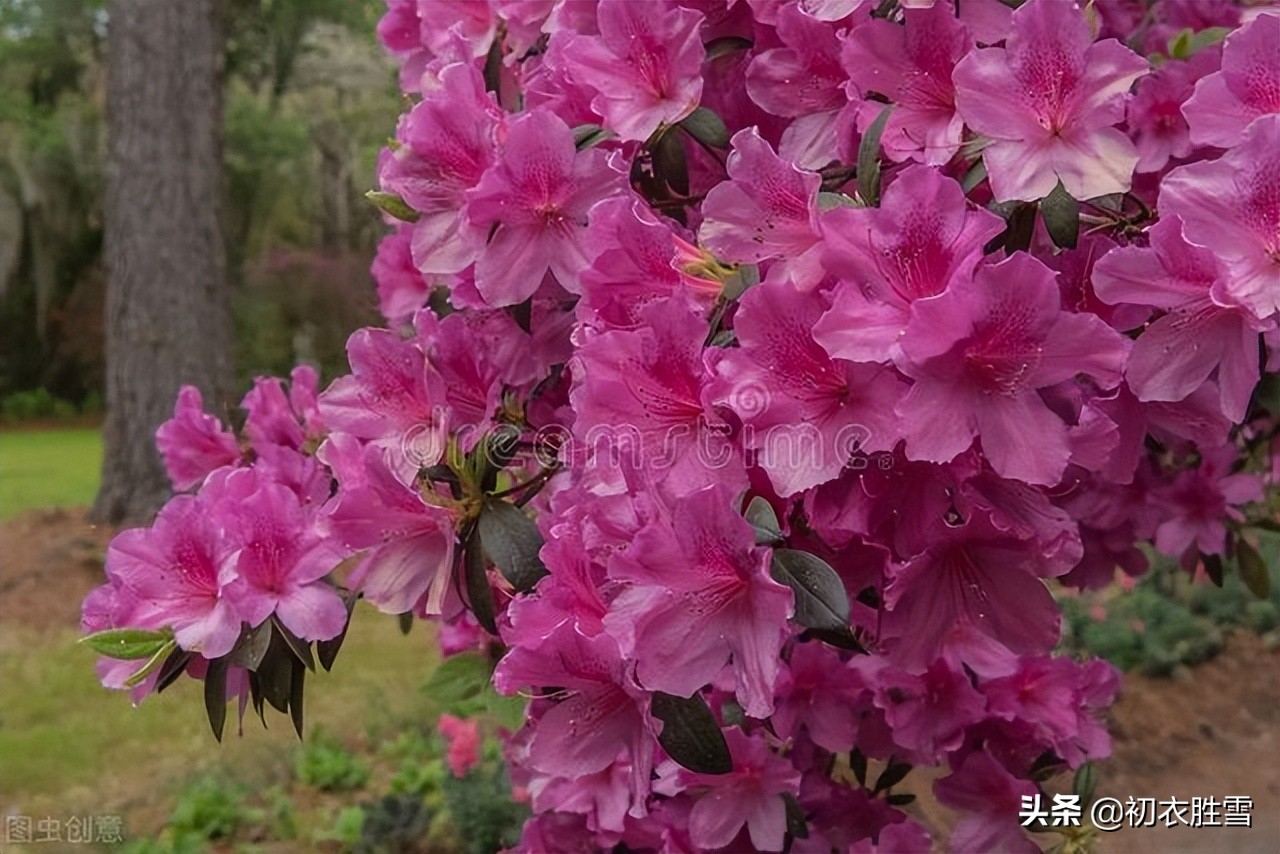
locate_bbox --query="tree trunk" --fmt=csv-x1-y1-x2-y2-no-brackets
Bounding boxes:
92,0,234,525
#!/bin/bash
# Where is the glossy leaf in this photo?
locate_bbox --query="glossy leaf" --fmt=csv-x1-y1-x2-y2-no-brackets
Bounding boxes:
771,549,850,630
650,691,732,775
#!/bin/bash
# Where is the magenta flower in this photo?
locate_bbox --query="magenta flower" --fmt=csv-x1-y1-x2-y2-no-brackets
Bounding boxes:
1159,116,1280,322
1182,12,1280,148
814,164,1004,364
895,253,1129,485
657,728,801,852
952,0,1148,201
844,2,973,166
772,642,866,752
1153,444,1264,560
1094,215,1267,420
155,386,240,491
218,475,348,641
372,225,433,324
105,495,240,658
323,442,457,616
606,484,793,718
379,63,503,275
466,108,624,306
1126,54,1216,174
933,753,1038,854
712,278,907,496
869,658,987,759
319,328,445,483
559,0,704,141
699,129,824,290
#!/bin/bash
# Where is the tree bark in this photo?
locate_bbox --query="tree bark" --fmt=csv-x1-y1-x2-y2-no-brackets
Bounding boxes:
93,0,234,525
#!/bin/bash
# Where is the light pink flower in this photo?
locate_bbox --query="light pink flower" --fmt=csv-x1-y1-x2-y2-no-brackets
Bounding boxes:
952,0,1148,201
1182,13,1280,148
155,386,240,491
438,713,482,777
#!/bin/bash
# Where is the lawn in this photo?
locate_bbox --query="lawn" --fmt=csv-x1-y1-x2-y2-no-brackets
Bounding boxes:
0,427,102,519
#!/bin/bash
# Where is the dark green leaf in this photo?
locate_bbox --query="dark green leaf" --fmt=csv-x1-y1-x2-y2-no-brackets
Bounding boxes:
364,191,419,223
1073,762,1096,805
483,36,502,93
79,627,173,660
1001,201,1037,254
271,615,316,672
961,159,987,194
398,611,414,635
478,424,523,490
874,760,911,794
704,35,752,61
204,655,229,742
154,648,193,694
258,632,295,714
1237,538,1271,599
857,105,893,207
653,129,690,197
746,496,782,545
479,499,549,592
1252,518,1280,534
1203,552,1225,587
783,793,809,839
228,620,273,671
850,749,868,786
317,594,357,672
289,656,306,739
464,535,498,635
887,792,917,806
650,692,732,775
1041,181,1080,249
123,639,177,688
679,106,731,149
573,123,612,150
424,652,490,710
771,549,851,630
806,625,867,653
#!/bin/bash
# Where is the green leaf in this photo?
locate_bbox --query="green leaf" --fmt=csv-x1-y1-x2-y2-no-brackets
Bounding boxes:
850,748,868,786
650,692,732,775
1041,181,1080,249
1189,26,1230,54
704,35,753,61
572,123,612,150
817,191,861,211
154,647,193,694
464,533,498,635
1073,761,1096,805
123,639,177,688
873,759,912,794
257,631,295,714
478,499,549,593
1001,201,1038,254
289,656,306,739
271,615,316,672
79,627,174,660
1168,28,1194,60
398,611,414,635
364,191,419,223
204,655,229,742
679,106,731,149
424,652,491,710
653,129,690,197
1203,552,1225,587
771,549,851,630
805,624,867,653
745,496,782,545
962,159,988,194
857,105,893,207
721,264,760,301
783,793,809,840
228,620,273,671
1237,538,1272,599
317,593,358,672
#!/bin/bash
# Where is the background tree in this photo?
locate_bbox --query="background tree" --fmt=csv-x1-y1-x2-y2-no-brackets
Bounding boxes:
92,0,234,523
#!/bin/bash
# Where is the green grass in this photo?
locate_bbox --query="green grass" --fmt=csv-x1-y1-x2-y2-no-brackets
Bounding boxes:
0,428,102,519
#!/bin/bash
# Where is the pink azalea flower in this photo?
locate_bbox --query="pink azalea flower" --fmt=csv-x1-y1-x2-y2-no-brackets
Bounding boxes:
869,658,987,760
104,495,240,658
323,442,458,616
1153,444,1264,559
699,129,824,290
495,626,654,816
559,0,705,141
438,713,482,777
1094,214,1268,421
1159,116,1280,322
1182,13,1280,148
606,484,793,718
981,656,1089,750
952,0,1148,201
711,278,907,496
933,753,1038,854
379,63,503,275
895,253,1129,485
217,474,348,641
814,164,1004,364
772,642,867,752
880,513,1064,677
466,108,624,306
155,386,240,491
319,328,445,484
657,728,801,852
746,5,849,168
372,225,433,324
1127,53,1217,173
844,2,973,166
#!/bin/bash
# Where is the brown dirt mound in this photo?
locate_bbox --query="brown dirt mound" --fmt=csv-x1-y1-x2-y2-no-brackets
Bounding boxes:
0,507,114,631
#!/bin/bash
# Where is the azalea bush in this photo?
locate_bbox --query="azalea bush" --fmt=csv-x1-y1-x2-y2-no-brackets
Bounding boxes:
81,0,1279,851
